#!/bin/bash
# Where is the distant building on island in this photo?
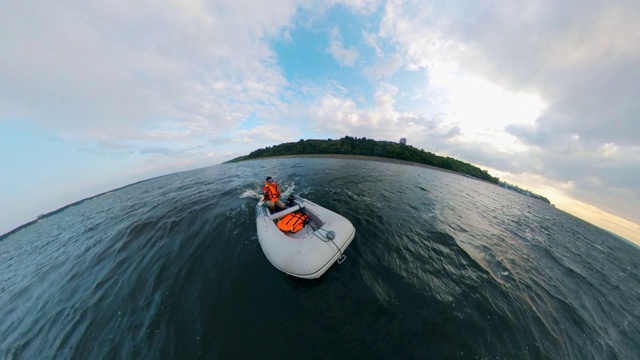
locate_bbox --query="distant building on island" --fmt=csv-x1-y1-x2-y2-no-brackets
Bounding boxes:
399,138,407,145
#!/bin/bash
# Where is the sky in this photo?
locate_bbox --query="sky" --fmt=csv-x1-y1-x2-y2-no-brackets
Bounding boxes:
2,0,639,244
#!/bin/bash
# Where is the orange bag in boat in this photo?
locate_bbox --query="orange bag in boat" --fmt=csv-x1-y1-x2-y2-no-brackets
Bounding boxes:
277,212,308,233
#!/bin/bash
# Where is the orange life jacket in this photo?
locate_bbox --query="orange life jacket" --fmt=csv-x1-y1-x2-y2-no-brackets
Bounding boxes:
277,212,308,233
263,182,280,202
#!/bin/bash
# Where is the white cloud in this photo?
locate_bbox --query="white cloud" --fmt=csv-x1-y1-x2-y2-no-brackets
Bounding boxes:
362,31,384,57
326,0,380,14
233,124,298,146
2,0,639,241
376,0,640,227
327,26,359,67
307,82,428,141
431,72,546,153
379,1,547,152
363,54,403,79
384,0,640,145
0,0,298,145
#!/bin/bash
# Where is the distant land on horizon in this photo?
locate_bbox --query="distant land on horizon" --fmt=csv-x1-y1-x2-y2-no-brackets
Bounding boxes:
225,136,551,204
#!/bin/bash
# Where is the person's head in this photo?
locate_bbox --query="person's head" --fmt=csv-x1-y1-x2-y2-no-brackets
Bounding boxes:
266,176,274,184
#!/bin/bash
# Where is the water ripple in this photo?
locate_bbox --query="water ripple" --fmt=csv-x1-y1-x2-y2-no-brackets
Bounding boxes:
1,158,639,359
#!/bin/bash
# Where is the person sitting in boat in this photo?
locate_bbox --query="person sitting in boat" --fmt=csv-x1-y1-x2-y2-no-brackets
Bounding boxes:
263,176,285,213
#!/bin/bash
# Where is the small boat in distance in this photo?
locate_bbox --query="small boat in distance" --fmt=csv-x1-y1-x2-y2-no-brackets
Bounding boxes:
255,195,356,279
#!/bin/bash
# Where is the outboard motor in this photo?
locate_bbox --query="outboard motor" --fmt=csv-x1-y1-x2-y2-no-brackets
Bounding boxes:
286,194,295,208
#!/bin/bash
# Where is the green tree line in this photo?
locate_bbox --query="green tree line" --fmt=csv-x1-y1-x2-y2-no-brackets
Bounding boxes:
225,136,501,184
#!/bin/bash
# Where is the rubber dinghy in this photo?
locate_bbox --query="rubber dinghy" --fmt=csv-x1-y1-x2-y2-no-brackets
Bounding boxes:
256,195,356,279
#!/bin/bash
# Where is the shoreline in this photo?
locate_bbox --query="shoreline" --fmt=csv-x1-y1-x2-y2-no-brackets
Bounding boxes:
240,154,497,183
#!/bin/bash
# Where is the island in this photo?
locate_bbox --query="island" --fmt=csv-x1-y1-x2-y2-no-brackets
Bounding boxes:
226,136,551,204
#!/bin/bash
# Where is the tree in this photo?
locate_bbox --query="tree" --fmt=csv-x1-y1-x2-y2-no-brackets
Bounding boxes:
224,136,501,184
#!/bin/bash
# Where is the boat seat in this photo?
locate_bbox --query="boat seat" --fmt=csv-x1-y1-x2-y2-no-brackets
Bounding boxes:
268,204,304,221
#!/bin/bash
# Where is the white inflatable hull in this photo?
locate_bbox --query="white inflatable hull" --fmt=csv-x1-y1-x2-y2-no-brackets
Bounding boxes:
256,195,356,279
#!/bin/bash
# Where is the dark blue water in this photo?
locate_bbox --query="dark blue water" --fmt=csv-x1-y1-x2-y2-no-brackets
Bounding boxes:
1,158,639,359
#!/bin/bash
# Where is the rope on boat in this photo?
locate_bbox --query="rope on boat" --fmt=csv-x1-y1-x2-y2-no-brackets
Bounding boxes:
309,223,346,264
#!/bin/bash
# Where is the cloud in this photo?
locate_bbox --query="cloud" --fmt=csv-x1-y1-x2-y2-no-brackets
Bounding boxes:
305,82,456,144
233,124,298,146
0,0,298,145
363,54,403,79
2,0,639,238
362,31,384,57
381,0,640,137
327,26,359,67
326,0,381,14
377,0,640,224
444,126,461,139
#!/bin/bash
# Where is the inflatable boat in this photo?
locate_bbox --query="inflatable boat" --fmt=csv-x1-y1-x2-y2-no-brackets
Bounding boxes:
255,195,356,279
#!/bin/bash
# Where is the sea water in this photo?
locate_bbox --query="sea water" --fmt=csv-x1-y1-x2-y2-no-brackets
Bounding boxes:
1,157,638,359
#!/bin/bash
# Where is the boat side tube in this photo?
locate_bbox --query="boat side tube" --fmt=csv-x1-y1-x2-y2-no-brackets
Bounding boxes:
268,204,304,221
